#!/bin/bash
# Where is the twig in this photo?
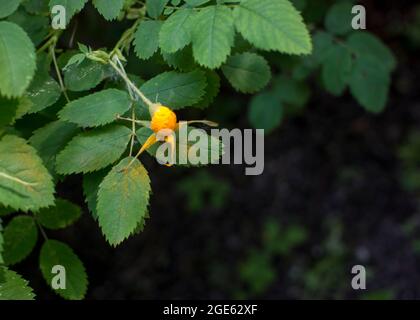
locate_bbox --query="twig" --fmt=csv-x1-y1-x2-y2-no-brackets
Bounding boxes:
50,45,70,103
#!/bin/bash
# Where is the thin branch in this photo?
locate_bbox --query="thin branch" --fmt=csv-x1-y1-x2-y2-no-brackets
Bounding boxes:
109,59,155,110
50,45,70,103
129,106,136,157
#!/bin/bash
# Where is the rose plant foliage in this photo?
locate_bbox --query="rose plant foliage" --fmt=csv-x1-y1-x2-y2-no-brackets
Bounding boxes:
0,0,395,299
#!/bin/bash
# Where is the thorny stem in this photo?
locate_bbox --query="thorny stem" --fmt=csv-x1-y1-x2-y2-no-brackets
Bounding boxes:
0,172,38,187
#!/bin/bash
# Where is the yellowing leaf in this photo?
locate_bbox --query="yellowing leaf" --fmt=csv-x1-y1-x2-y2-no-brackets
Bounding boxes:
0,135,55,212
97,157,151,246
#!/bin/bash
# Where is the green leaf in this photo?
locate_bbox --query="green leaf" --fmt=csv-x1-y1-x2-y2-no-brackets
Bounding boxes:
273,76,310,110
36,199,81,230
222,52,271,93
0,219,4,264
83,169,109,220
161,46,195,71
0,268,36,300
56,124,132,175
248,91,283,134
325,1,354,36
293,30,334,79
321,44,352,96
185,0,210,6
192,70,220,109
191,5,235,68
49,0,89,25
159,8,195,53
233,0,312,55
97,157,151,246
64,59,108,92
0,0,21,19
146,0,169,19
7,8,49,46
23,0,49,14
63,53,85,71
59,89,131,128
140,70,206,109
349,56,390,113
0,206,14,217
0,97,19,128
134,20,163,60
0,21,36,97
137,126,223,166
29,120,80,178
11,97,33,121
92,0,124,20
39,240,87,300
3,216,38,266
347,32,397,72
0,135,55,212
25,73,61,114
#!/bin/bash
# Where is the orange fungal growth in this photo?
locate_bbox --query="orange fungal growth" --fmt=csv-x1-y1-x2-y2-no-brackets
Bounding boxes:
150,106,177,133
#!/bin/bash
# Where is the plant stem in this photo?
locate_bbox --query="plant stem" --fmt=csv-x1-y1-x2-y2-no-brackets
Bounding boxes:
50,42,70,103
109,59,155,110
112,18,141,55
34,218,48,241
117,115,150,126
129,106,136,156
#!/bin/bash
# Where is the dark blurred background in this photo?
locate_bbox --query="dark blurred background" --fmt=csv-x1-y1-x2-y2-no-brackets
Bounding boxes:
15,0,420,299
